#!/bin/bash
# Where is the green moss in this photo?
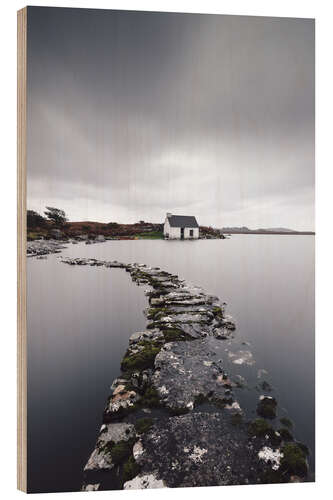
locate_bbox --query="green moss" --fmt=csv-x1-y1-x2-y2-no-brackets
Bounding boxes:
280,443,308,477
147,307,167,320
134,417,153,434
121,344,161,372
297,442,309,457
137,231,164,239
27,231,46,241
257,397,277,419
280,417,293,429
260,469,286,484
122,456,141,483
104,438,135,465
162,328,193,342
278,428,293,441
212,306,223,318
139,386,161,408
248,418,273,436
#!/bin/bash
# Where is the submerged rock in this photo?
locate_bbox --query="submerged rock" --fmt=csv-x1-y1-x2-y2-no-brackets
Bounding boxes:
228,350,255,366
257,396,277,419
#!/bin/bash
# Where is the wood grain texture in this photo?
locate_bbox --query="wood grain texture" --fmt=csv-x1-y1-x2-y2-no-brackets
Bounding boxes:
17,6,27,493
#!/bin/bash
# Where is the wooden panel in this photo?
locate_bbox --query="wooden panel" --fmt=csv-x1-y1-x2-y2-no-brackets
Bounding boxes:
17,6,27,493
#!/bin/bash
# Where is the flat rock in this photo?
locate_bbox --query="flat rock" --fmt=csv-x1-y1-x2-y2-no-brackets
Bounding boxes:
123,473,167,490
135,412,264,487
84,423,135,471
152,339,233,410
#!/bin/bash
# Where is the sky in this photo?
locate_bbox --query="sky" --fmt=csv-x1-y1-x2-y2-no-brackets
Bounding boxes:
27,7,315,230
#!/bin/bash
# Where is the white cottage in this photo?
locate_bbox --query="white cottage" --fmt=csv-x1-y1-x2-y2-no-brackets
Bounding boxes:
163,213,199,240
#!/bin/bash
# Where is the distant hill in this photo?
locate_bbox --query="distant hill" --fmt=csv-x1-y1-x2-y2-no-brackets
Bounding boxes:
220,226,314,235
264,227,295,233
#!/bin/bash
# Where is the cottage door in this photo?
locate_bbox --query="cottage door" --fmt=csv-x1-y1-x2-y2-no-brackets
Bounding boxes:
181,227,184,239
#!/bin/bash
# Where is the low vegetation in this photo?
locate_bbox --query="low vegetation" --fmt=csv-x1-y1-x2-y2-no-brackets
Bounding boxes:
122,456,141,483
280,442,308,476
27,206,164,240
248,418,273,436
121,342,162,372
134,417,153,434
280,417,293,429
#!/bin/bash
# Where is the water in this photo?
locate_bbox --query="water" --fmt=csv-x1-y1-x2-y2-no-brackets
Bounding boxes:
27,235,315,492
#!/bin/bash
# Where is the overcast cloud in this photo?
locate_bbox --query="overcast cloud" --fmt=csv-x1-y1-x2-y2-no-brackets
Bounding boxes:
27,8,314,229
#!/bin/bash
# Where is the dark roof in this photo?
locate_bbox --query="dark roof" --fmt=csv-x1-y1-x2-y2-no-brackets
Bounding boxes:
167,215,199,228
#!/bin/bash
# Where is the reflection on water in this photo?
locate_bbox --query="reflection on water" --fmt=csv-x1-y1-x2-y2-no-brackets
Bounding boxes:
27,235,314,492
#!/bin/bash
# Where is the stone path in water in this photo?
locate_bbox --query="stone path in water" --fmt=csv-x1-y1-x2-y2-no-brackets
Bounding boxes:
60,257,310,491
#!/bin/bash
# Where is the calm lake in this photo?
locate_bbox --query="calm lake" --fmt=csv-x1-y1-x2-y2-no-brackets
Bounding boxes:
27,235,315,492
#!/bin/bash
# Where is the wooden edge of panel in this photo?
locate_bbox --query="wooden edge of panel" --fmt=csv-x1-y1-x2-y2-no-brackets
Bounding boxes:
17,6,27,493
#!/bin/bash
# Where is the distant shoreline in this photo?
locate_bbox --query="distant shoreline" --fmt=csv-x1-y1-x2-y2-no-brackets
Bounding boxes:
223,231,315,236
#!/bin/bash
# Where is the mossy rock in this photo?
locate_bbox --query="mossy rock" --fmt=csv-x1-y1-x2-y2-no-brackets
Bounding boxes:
134,417,153,434
212,306,223,318
280,417,293,429
122,456,141,483
104,438,135,465
139,386,161,408
278,427,293,441
260,469,286,484
162,328,193,342
257,397,277,419
248,418,273,437
147,307,168,320
296,442,309,457
280,442,308,477
121,344,161,372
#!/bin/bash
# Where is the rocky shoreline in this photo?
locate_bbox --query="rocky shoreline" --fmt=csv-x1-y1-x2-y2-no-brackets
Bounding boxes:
27,239,68,257
59,256,310,491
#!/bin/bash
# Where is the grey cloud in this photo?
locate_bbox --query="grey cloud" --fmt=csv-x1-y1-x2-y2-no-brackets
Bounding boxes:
27,7,314,230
